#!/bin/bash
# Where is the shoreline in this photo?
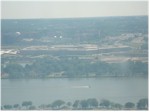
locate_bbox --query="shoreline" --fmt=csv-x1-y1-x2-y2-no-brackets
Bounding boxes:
1,75,148,80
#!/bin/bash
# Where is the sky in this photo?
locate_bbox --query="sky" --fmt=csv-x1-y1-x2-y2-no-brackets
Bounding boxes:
1,1,148,19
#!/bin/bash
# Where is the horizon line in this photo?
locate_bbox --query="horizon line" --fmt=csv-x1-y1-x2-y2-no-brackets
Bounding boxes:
1,15,148,20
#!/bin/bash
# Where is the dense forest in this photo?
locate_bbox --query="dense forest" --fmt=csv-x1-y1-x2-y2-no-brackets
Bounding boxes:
2,58,148,79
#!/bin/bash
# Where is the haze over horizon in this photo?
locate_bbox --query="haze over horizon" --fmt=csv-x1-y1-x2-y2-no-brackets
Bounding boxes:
1,1,148,19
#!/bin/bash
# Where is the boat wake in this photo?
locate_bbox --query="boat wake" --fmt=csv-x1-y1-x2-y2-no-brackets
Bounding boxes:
71,86,91,89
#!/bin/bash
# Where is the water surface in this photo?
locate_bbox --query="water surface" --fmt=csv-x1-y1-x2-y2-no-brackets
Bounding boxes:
1,77,148,106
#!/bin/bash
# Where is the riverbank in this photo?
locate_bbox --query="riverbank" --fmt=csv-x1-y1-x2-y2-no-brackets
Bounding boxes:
1,75,148,79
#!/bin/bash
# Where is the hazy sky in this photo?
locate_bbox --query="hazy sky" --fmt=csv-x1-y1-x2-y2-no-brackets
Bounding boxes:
1,1,148,19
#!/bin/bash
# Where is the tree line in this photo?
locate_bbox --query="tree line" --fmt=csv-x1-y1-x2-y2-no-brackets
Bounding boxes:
2,58,148,79
1,98,148,110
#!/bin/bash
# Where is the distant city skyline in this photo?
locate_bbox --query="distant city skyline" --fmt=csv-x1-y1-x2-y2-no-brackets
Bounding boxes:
1,1,148,19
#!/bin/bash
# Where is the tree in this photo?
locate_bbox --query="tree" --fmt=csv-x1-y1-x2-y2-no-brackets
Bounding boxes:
80,100,88,109
73,100,80,109
28,101,32,106
113,103,123,110
22,101,32,109
4,63,24,78
28,106,36,110
137,98,148,110
22,101,28,109
13,104,19,109
100,99,111,109
124,102,135,109
38,104,47,110
51,100,65,109
3,105,12,110
87,98,98,109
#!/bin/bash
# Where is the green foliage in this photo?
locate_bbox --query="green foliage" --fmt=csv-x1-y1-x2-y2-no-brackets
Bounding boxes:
137,98,148,110
86,98,98,108
22,101,32,108
66,102,72,107
28,106,36,110
113,103,123,110
3,63,24,78
51,100,65,109
13,104,19,109
3,105,12,110
2,58,148,78
124,102,135,109
1,98,148,110
73,100,80,109
100,99,111,108
80,100,89,109
79,98,99,109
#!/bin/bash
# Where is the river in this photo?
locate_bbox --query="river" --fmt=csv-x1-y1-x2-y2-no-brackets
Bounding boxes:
1,77,148,106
